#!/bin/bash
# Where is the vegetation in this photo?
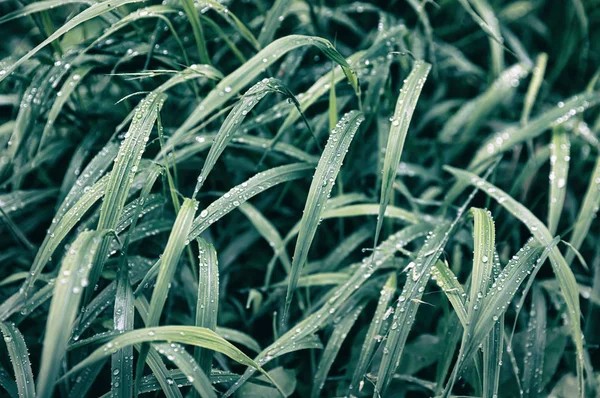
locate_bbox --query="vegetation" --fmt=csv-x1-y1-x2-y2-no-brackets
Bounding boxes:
0,0,599,397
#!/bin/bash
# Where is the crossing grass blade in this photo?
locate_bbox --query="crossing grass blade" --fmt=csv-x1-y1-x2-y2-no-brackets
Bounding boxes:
258,0,292,47
566,156,600,265
0,0,146,82
445,166,585,397
135,198,198,391
522,285,547,398
195,238,220,377
348,273,396,395
547,126,570,235
192,78,301,195
373,60,430,247
521,53,548,125
171,35,360,142
86,92,166,305
62,326,283,393
154,343,215,398
284,110,364,319
0,322,35,398
311,304,365,398
36,229,110,398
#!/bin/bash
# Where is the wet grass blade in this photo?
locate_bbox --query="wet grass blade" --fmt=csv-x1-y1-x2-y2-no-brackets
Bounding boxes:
445,166,585,397
311,304,365,398
135,198,198,391
522,285,547,398
192,78,297,195
63,326,283,392
348,273,396,395
284,110,364,318
521,53,548,125
0,0,145,82
195,238,219,377
172,35,359,142
566,156,600,265
548,126,570,235
0,322,35,398
36,229,110,398
258,0,292,47
154,343,215,398
373,60,430,247
87,92,166,305
181,0,210,65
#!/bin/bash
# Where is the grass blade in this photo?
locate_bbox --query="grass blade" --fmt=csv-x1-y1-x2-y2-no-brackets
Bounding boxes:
258,0,292,47
548,126,570,235
0,322,35,398
284,110,364,318
373,60,430,247
311,304,365,398
522,285,547,398
566,156,600,265
154,343,215,398
445,166,585,397
36,229,110,398
348,273,396,395
195,238,219,376
521,53,548,125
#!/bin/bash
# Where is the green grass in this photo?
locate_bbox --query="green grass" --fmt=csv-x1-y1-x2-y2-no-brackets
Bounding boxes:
0,0,599,397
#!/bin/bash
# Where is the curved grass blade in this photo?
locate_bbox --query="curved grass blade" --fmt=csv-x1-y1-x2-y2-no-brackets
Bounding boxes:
439,63,528,143
522,285,547,398
223,223,431,397
443,238,554,397
172,35,359,143
0,0,92,24
445,166,585,396
181,0,210,65
0,0,146,82
311,304,365,398
62,326,282,392
521,53,548,125
373,60,430,247
348,273,396,395
284,110,364,318
548,126,570,235
37,229,111,398
87,92,166,305
39,65,94,150
195,238,219,376
470,91,598,169
258,0,292,47
0,322,35,398
154,342,215,398
192,78,299,195
215,327,261,354
135,198,198,391
188,162,314,241
566,156,600,265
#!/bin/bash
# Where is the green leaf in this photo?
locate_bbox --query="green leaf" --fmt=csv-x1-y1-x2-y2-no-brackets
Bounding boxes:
547,126,570,235
37,229,111,398
445,166,585,397
284,110,364,317
373,60,430,247
0,322,35,398
195,238,219,376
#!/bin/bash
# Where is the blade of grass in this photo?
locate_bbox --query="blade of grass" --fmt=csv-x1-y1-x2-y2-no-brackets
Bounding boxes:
284,110,364,319
373,60,430,247
36,229,111,398
195,238,219,377
0,322,35,398
445,166,585,397
548,126,570,235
